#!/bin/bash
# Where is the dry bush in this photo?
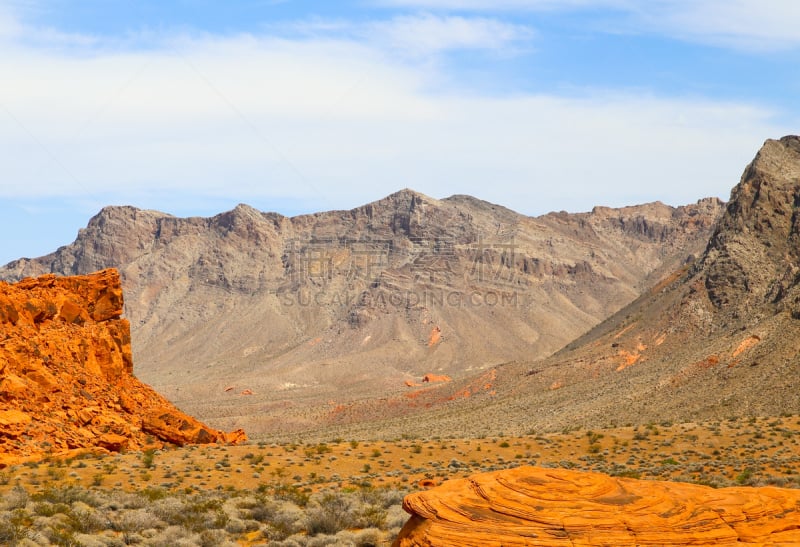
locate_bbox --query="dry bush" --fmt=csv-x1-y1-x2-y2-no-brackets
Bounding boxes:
0,509,33,545
113,507,162,534
305,492,358,536
3,485,29,510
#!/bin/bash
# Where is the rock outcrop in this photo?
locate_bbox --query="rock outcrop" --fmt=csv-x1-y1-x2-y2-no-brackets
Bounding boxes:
394,466,800,546
699,136,800,319
421,374,451,383
0,269,245,467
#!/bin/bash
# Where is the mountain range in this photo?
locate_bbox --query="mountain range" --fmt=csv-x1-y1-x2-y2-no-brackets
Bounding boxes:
319,136,800,441
0,186,723,437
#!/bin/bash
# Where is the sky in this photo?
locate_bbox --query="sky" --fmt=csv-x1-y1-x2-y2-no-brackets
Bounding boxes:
1,1,798,265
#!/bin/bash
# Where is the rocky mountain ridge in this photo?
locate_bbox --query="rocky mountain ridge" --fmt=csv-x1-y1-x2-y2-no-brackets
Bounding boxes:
0,190,724,436
0,269,244,467
317,136,800,440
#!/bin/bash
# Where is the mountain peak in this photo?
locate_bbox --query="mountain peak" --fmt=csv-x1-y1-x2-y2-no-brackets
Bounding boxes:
91,205,172,221
699,135,800,313
367,188,439,210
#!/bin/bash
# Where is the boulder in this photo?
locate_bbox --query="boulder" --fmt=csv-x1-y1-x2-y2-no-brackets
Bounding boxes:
394,466,800,546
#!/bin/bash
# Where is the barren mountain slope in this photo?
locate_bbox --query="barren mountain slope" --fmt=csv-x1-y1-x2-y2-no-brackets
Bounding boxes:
322,136,800,440
0,190,722,435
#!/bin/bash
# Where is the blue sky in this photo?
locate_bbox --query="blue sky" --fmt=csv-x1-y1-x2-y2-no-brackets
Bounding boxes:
1,1,798,265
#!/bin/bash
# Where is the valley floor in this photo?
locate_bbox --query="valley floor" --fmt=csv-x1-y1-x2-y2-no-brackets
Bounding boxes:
2,414,799,545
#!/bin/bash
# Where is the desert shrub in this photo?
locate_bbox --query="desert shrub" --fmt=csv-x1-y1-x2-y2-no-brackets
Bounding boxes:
247,500,274,524
223,517,247,534
44,523,81,547
34,502,70,517
258,500,304,541
353,527,384,546
113,508,162,533
386,504,409,531
141,525,199,547
271,484,310,507
306,534,343,546
359,487,405,509
199,529,237,547
736,468,756,486
141,449,156,469
0,509,33,544
33,485,97,507
153,493,230,533
65,502,107,534
152,497,185,525
3,485,29,510
138,486,168,502
355,504,386,530
73,532,124,547
305,492,357,536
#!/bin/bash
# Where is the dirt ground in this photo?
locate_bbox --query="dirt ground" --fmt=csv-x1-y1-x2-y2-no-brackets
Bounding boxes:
4,413,799,497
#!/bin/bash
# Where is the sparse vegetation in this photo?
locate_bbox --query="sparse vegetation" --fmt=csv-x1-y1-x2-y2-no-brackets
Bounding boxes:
2,414,799,544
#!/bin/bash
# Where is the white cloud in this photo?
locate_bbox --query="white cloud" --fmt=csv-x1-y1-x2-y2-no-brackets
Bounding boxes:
368,13,533,54
268,13,534,56
0,5,792,220
0,4,23,41
636,0,800,51
0,37,786,213
377,0,800,51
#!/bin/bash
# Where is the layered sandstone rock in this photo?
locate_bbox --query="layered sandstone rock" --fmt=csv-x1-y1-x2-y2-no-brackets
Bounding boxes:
395,466,800,546
0,269,245,467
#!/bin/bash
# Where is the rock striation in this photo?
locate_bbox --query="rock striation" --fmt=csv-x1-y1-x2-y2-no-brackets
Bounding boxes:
394,466,800,546
0,268,245,467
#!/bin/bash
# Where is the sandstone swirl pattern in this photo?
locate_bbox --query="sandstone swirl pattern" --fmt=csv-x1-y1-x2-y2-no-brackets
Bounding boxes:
395,466,800,546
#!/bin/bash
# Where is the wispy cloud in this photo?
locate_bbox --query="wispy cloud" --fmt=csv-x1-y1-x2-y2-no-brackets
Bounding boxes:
0,32,786,210
636,0,800,51
377,0,800,51
267,13,534,57
0,3,24,41
0,2,792,221
367,13,534,55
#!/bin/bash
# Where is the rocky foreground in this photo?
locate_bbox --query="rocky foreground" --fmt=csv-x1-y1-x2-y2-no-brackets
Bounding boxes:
0,269,244,467
394,466,800,546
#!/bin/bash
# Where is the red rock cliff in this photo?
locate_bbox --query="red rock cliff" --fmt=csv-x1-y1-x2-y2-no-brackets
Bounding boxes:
0,269,245,467
394,466,800,546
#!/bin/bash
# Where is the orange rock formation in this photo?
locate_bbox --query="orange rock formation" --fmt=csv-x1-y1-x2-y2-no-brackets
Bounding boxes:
427,325,442,347
422,373,451,383
394,466,800,546
0,269,245,467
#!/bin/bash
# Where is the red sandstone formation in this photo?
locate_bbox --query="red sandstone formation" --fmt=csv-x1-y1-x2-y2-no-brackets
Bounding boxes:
427,325,441,347
394,466,800,546
0,269,245,467
421,373,451,383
